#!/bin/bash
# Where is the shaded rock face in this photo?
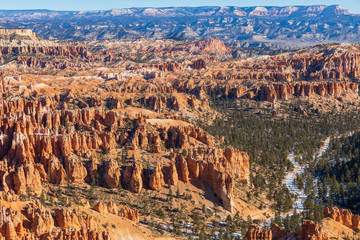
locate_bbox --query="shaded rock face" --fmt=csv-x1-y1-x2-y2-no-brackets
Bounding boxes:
129,119,214,151
143,95,180,112
324,206,360,230
301,220,329,240
270,223,285,239
191,59,207,70
245,225,272,240
154,62,179,72
164,125,215,149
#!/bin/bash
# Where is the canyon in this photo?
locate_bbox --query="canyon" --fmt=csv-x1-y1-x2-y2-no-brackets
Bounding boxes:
0,26,359,239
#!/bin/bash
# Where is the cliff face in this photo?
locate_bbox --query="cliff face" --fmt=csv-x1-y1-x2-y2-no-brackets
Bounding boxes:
301,220,329,240
175,147,250,212
245,225,272,240
245,220,331,240
0,91,220,196
0,28,37,38
191,59,207,70
0,46,89,58
0,201,110,240
258,81,359,102
232,49,360,82
0,89,249,213
182,80,359,104
0,28,37,40
0,44,93,69
324,206,360,230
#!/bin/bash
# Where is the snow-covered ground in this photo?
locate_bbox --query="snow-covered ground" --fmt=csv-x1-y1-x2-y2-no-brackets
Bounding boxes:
261,131,356,227
284,134,349,212
284,153,306,211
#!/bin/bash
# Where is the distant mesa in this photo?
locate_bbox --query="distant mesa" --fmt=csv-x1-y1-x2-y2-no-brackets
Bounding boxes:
0,27,37,40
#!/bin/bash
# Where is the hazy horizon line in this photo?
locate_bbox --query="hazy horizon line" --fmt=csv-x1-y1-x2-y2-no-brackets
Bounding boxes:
0,4,348,12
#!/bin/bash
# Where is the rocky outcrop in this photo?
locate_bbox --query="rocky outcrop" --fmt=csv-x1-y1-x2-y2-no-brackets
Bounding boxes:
174,148,249,212
0,205,26,239
215,45,360,81
324,206,360,230
124,162,143,193
0,202,110,240
107,201,118,215
259,82,359,102
0,90,220,197
271,223,285,239
47,155,67,184
93,202,107,214
93,201,138,223
185,147,250,183
177,156,189,183
54,228,110,240
16,56,85,69
0,45,90,59
64,155,87,184
0,28,37,39
54,208,110,239
169,160,178,186
24,201,54,236
245,225,272,240
106,97,123,110
105,158,121,188
149,162,165,191
191,59,207,70
165,125,215,149
301,220,329,240
143,95,180,112
200,81,359,103
13,164,43,194
120,206,139,223
155,62,179,72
